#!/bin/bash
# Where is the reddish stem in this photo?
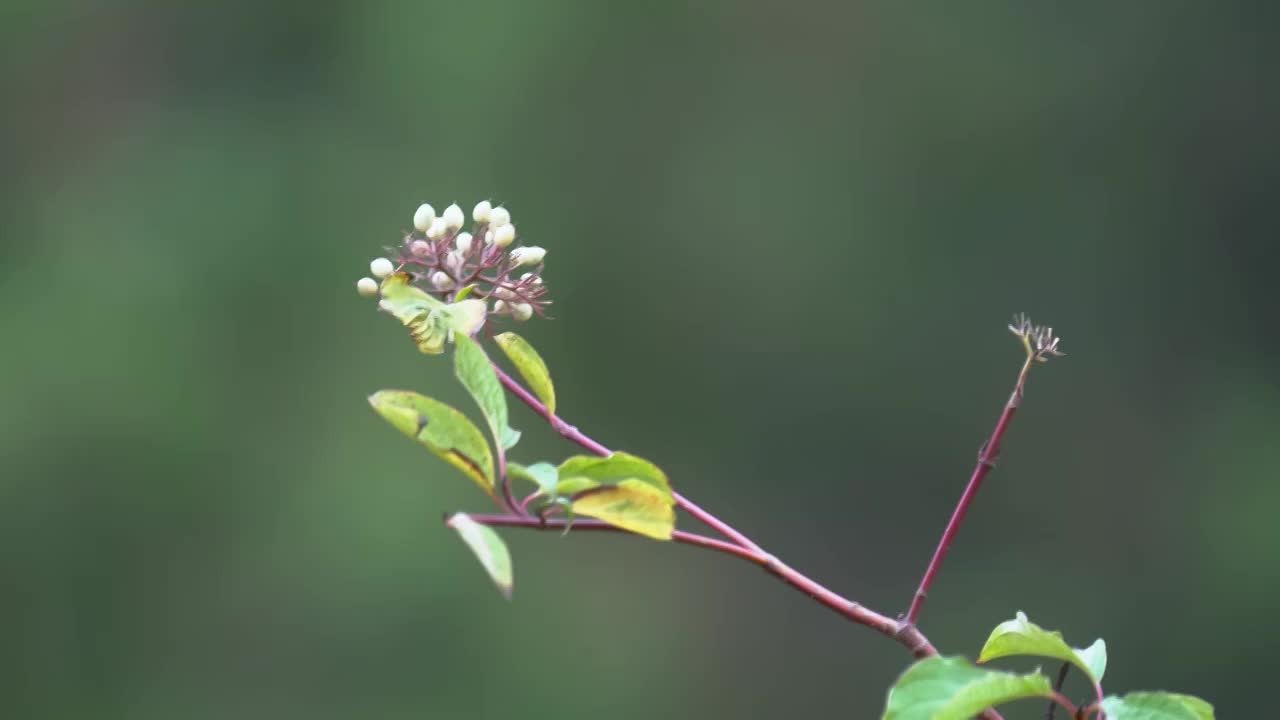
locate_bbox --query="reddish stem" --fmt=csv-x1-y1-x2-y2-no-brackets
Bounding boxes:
460,513,926,652
905,358,1032,625
461,514,762,564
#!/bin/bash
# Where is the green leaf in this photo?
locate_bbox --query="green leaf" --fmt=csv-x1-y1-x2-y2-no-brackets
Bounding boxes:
572,480,675,540
979,611,1107,684
556,452,672,501
508,461,559,496
446,513,513,599
493,332,556,415
378,272,486,354
453,334,521,450
368,391,495,496
1100,693,1215,720
453,284,476,301
883,656,1053,720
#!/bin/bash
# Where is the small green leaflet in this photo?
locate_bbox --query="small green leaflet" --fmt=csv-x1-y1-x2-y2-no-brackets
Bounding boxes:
446,513,513,599
883,656,1052,720
979,611,1107,684
493,332,556,414
1100,693,1215,720
508,462,559,496
378,272,486,355
453,334,521,450
367,390,495,496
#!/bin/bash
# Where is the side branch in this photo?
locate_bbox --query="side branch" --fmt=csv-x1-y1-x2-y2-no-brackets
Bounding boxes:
458,513,910,647
905,357,1032,625
460,514,762,564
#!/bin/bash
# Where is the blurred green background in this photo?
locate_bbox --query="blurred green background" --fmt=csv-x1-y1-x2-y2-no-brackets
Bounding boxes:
2,1,1276,717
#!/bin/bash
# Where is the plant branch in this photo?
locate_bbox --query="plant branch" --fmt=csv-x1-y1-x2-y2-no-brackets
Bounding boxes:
461,512,915,645
490,363,763,553
459,514,764,564
486,353,1013,719
904,356,1033,625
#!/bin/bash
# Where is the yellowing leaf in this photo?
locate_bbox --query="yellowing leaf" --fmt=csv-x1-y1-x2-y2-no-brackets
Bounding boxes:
447,513,513,599
368,390,495,496
571,479,675,540
377,272,486,355
378,272,446,354
493,332,556,414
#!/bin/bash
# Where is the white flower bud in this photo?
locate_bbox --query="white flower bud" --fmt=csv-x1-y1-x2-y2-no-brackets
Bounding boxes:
356,277,379,297
409,240,431,257
492,287,516,300
472,200,492,223
413,203,435,232
442,203,465,230
426,217,446,239
484,230,494,245
370,257,395,278
493,300,508,314
492,223,516,248
430,271,456,291
512,303,534,322
488,205,511,228
520,272,543,285
455,232,473,254
509,246,546,267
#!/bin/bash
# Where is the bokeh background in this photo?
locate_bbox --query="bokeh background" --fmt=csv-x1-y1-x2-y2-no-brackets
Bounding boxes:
2,1,1276,717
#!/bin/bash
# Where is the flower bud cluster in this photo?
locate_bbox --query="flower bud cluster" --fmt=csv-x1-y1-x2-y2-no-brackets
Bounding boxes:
355,200,550,323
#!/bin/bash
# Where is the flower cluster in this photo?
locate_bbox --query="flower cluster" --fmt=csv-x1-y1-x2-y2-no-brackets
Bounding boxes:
356,201,549,323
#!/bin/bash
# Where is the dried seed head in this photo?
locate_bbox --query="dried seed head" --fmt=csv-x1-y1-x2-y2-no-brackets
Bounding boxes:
1008,313,1065,362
